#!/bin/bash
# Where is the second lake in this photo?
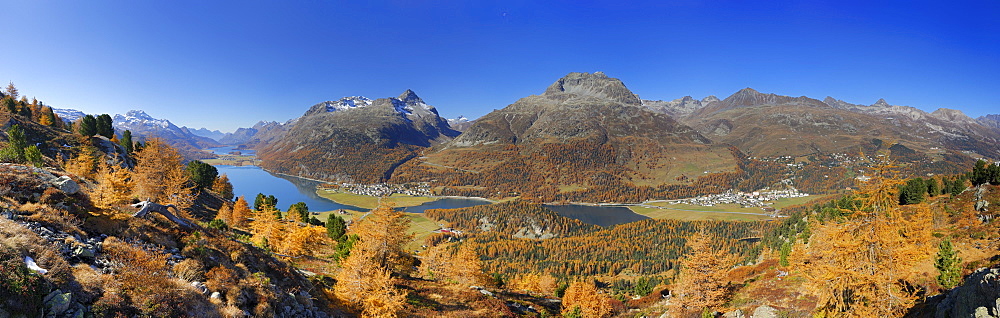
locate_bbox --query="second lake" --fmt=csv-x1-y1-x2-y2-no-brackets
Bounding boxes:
215,164,649,227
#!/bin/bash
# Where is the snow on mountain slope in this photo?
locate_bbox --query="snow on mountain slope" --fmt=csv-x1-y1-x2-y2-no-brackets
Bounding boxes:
52,108,86,123
112,110,219,159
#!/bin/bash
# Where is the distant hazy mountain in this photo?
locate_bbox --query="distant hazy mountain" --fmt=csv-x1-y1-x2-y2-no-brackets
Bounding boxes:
185,127,226,142
641,95,719,118
446,116,474,132
256,90,459,182
113,110,219,159
652,88,1000,160
978,114,1000,132
217,121,288,146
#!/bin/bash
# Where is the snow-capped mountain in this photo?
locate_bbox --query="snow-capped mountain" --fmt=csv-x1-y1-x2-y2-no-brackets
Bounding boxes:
52,108,86,123
302,89,440,121
256,89,460,183
313,96,375,112
217,120,289,146
112,110,219,159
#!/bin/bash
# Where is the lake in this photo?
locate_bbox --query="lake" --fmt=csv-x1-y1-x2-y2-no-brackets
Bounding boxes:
544,204,650,227
214,161,649,226
215,164,493,213
216,165,368,212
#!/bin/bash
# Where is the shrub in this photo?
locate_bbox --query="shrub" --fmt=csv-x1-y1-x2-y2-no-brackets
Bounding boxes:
174,259,206,282
0,246,46,316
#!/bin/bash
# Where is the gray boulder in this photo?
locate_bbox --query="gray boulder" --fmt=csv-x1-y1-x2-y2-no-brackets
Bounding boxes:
752,305,778,318
54,176,79,195
43,290,72,316
723,309,745,318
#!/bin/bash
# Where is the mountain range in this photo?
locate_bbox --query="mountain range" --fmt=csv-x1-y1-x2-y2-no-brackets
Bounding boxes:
111,110,220,159
246,72,998,201
46,72,999,201
256,89,460,183
645,88,1000,159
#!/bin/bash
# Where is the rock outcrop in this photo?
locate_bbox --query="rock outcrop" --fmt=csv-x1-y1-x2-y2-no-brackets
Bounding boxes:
935,267,1000,318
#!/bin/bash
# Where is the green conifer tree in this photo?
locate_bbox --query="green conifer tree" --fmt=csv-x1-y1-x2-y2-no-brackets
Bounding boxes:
96,114,113,139
120,130,134,154
935,239,962,289
326,215,347,240
78,115,98,137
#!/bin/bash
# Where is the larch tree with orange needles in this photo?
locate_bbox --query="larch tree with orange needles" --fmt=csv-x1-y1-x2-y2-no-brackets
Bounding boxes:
334,203,411,317
90,160,133,210
561,279,614,318
131,138,194,211
215,201,233,225
249,206,287,251
230,196,252,228
668,231,733,316
803,161,933,317
212,174,234,201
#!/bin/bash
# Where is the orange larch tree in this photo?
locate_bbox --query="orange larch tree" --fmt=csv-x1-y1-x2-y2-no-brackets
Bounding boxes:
668,231,732,315
230,196,252,228
334,203,412,317
561,279,614,318
803,162,933,317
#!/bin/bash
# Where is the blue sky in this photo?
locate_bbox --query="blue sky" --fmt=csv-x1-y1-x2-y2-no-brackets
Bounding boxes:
1,0,997,132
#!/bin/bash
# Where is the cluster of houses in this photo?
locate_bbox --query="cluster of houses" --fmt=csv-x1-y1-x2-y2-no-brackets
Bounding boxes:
667,188,809,208
337,182,433,197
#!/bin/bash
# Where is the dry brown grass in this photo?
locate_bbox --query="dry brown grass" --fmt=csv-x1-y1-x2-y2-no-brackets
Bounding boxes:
19,202,84,236
102,236,220,317
174,258,206,282
0,218,72,285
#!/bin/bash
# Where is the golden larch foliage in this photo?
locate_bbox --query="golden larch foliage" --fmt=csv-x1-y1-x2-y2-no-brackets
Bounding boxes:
212,174,234,200
215,202,233,225
90,160,133,210
64,148,99,180
668,231,732,315
131,138,193,211
417,243,489,286
277,225,329,257
334,203,412,316
230,196,252,228
249,206,286,250
803,162,933,317
561,280,614,318
347,204,413,272
509,273,558,296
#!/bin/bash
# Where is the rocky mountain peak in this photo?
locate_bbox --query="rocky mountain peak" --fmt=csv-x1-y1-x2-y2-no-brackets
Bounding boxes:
719,87,785,108
398,89,424,104
543,72,640,106
873,98,891,107
701,96,720,104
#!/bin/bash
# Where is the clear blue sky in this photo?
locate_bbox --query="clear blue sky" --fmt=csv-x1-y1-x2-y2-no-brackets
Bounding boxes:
1,0,997,132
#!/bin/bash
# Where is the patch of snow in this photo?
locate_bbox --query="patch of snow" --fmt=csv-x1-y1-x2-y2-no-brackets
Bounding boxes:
323,96,374,112
25,256,47,274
